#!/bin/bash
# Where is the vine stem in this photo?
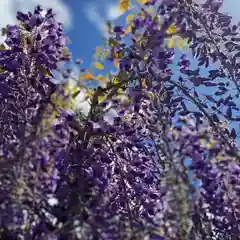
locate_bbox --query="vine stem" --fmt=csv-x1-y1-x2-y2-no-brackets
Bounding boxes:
105,137,134,231
187,1,240,94
166,78,240,160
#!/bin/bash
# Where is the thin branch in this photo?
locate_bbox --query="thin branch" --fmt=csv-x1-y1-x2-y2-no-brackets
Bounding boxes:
104,137,134,230
188,1,240,94
167,78,240,160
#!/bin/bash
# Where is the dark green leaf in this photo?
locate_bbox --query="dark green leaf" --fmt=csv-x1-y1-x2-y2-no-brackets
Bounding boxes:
226,107,232,119
230,128,237,139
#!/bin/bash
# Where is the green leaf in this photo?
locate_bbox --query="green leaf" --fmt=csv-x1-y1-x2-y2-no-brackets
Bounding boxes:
0,66,5,73
0,44,6,50
108,38,118,47
95,62,104,70
118,0,130,11
72,90,81,99
126,14,134,24
1,27,6,36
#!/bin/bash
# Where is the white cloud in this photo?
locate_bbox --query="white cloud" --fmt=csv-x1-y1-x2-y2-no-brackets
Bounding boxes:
83,1,125,38
65,66,91,116
83,2,109,38
106,4,124,20
0,0,72,31
74,89,91,116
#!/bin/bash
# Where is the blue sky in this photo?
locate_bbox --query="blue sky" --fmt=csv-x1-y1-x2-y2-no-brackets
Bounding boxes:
66,0,240,65
0,1,238,54
0,0,239,66
63,0,240,66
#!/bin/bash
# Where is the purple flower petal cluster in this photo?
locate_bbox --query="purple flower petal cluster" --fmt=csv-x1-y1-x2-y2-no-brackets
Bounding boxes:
0,1,240,239
0,5,72,238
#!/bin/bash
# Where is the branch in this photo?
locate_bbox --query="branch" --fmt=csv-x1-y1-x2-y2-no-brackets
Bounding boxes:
166,78,240,160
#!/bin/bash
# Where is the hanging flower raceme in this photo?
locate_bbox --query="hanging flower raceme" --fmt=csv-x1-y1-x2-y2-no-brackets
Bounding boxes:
162,115,240,239
0,5,72,238
0,4,68,155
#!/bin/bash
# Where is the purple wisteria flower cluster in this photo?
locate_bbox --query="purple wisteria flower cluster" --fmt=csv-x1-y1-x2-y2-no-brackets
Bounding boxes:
0,0,239,239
